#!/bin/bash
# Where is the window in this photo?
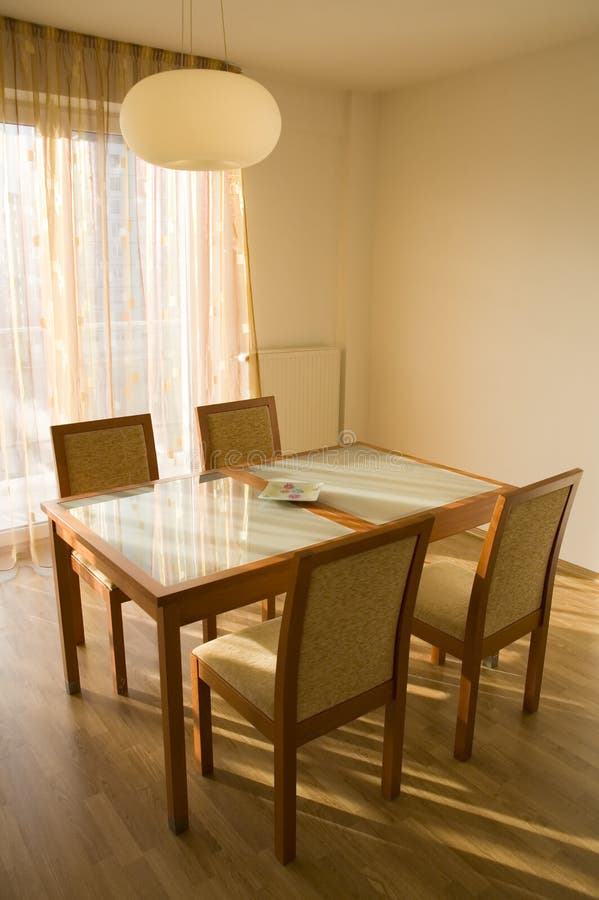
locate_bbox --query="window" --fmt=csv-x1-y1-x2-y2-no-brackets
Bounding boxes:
0,19,258,569
0,125,254,541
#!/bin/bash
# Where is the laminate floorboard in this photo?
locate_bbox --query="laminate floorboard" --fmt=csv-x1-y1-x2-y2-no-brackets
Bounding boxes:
1,533,598,898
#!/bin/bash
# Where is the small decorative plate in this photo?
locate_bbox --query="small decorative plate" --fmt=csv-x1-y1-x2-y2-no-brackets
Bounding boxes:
258,480,323,502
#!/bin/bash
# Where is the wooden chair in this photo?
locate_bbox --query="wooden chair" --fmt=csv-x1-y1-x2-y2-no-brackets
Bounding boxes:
50,414,159,695
196,395,281,473
412,468,582,762
190,514,434,864
196,396,282,625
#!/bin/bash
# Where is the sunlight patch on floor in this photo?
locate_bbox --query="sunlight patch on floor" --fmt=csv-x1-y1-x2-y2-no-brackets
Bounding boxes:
407,682,451,699
405,785,599,853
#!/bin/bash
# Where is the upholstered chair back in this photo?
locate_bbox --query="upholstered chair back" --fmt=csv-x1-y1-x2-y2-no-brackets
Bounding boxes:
51,415,158,497
196,397,281,470
290,534,419,722
483,486,571,637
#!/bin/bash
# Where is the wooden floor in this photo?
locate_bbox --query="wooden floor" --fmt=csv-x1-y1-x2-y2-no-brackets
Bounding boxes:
1,534,598,899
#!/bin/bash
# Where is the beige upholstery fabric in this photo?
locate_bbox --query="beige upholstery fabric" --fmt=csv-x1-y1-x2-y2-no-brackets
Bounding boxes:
414,487,569,641
205,406,275,469
414,562,475,640
194,619,281,719
296,537,416,721
194,535,417,723
485,487,569,635
64,425,151,495
72,551,113,590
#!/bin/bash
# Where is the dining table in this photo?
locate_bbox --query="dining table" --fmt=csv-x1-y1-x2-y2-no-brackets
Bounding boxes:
41,441,511,833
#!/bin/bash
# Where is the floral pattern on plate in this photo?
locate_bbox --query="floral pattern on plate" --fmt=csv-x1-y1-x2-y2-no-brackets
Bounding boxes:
258,480,323,502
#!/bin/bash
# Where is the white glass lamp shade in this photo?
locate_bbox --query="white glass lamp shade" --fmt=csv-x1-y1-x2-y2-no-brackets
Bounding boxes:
119,68,281,170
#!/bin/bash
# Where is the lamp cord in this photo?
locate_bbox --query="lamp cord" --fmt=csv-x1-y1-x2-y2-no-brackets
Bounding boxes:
181,0,184,61
181,0,193,60
220,0,229,71
182,0,228,67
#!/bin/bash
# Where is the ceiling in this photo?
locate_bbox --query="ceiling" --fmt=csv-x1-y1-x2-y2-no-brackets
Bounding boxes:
3,0,599,91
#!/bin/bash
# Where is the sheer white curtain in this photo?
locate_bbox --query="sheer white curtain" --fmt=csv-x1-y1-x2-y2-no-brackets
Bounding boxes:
0,17,260,574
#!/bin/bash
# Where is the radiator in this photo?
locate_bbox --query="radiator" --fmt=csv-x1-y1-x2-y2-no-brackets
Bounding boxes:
257,347,341,452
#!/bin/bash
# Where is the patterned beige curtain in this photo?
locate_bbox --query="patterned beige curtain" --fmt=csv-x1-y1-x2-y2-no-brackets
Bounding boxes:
0,17,261,575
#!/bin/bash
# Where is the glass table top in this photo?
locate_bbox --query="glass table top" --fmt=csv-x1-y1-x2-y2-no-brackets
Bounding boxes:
62,474,353,587
249,443,497,525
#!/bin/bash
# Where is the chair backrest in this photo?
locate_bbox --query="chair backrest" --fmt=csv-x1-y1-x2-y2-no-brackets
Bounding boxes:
50,414,159,497
196,396,281,470
472,469,582,638
275,515,434,725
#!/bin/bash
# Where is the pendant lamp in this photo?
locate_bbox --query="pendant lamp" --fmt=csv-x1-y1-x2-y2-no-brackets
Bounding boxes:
119,1,281,171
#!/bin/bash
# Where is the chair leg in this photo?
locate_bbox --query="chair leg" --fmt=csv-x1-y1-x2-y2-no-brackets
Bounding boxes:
524,625,549,713
274,738,297,865
381,693,407,800
106,591,128,695
431,646,446,665
190,656,213,775
202,616,217,642
262,596,276,621
454,657,482,761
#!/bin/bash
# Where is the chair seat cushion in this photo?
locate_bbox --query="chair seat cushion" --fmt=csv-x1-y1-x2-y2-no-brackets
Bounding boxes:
413,561,475,640
72,551,113,591
193,618,281,720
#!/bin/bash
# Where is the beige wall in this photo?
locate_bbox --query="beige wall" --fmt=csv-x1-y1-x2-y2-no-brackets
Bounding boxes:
242,39,599,569
370,36,599,569
243,74,345,351
243,74,377,437
335,93,378,439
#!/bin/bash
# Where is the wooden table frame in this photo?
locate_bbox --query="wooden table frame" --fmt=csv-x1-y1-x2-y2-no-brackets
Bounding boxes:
226,441,510,544
42,444,511,833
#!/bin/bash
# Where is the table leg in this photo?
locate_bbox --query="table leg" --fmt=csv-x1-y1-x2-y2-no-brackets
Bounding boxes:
70,562,85,646
157,606,189,833
48,521,81,694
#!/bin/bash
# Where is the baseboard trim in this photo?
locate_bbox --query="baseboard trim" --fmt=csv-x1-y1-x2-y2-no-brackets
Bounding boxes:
555,558,599,582
467,528,599,582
